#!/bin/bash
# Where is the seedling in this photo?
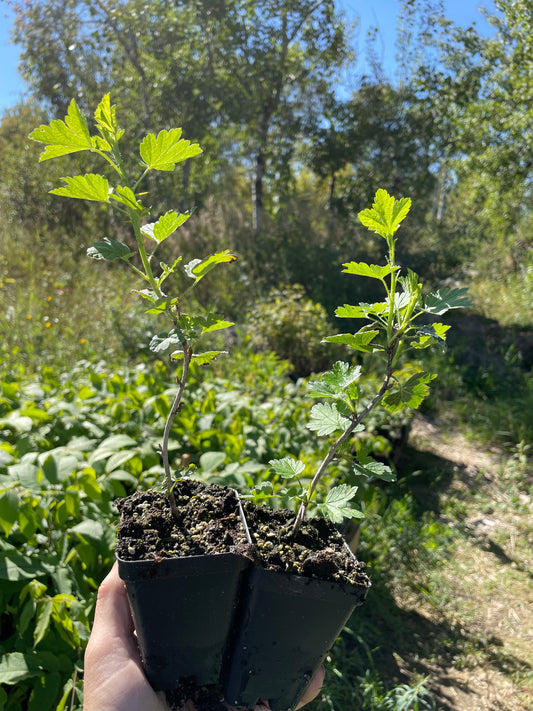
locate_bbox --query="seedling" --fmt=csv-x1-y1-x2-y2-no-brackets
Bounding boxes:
30,97,470,539
265,189,471,534
29,95,236,518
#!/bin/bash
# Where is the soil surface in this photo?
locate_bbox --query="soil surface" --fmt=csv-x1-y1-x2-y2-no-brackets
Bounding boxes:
115,479,251,560
243,501,370,588
116,477,370,590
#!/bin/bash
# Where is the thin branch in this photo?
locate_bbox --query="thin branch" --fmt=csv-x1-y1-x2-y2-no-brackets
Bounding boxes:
292,347,396,535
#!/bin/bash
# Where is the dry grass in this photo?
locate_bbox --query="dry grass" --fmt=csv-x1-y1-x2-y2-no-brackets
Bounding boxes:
395,415,533,710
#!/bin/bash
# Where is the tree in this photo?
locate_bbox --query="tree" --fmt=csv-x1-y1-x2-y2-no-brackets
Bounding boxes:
10,0,352,233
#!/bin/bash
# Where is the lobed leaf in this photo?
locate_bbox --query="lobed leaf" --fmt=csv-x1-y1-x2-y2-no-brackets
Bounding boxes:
149,330,182,353
171,350,227,365
29,99,92,161
307,362,362,399
144,297,179,315
269,457,305,479
412,323,450,349
342,262,399,280
323,330,380,353
307,402,351,437
87,237,133,261
94,93,123,142
424,287,472,315
383,371,436,412
110,185,144,211
318,484,363,524
50,174,110,202
184,251,237,283
358,189,411,238
353,459,396,482
335,302,387,319
141,211,190,244
140,129,202,171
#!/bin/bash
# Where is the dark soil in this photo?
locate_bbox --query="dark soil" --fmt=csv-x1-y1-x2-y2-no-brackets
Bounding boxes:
164,679,228,711
115,478,252,561
242,501,370,588
116,477,369,589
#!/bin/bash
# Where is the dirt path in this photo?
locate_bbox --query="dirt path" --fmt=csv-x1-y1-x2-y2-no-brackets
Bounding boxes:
400,416,533,710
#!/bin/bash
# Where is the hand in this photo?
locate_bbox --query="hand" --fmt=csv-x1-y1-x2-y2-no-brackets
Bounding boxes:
84,563,324,711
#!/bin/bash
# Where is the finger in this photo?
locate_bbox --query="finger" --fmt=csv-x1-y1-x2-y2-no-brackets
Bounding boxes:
296,665,325,709
87,562,139,662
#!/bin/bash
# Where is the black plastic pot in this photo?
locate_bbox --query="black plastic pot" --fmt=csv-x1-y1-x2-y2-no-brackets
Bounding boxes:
223,565,370,711
117,552,250,690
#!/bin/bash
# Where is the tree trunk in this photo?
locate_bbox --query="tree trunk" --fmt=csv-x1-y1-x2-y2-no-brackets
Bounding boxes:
252,149,265,234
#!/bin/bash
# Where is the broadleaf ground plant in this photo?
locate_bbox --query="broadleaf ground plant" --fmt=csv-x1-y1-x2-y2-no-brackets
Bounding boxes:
30,96,470,539
30,95,236,521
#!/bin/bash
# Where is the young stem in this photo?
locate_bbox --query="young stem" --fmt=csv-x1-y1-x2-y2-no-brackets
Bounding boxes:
292,347,396,536
160,344,192,521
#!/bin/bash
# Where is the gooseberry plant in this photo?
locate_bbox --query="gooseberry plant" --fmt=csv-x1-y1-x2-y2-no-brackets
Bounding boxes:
265,189,471,534
29,95,236,519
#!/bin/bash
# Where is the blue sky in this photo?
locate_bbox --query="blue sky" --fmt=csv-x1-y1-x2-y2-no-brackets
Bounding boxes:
0,0,495,115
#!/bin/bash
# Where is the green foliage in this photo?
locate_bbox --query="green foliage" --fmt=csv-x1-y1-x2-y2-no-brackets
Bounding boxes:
30,94,236,501
283,189,470,531
246,285,341,376
0,352,415,707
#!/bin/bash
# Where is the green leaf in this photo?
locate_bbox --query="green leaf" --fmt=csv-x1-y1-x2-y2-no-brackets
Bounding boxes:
50,174,110,202
141,211,190,243
94,93,122,142
133,288,157,304
251,481,274,496
342,262,399,280
199,451,226,472
184,251,237,283
27,672,62,711
383,371,436,412
318,484,363,524
0,489,19,537
200,318,234,335
93,434,137,452
149,330,182,353
110,185,144,211
0,652,43,684
307,402,351,437
105,450,136,473
69,519,104,543
0,412,33,432
144,296,179,315
29,99,92,161
269,457,305,479
413,323,451,348
323,330,380,353
353,459,396,482
335,303,388,319
34,598,53,648
424,287,472,315
140,129,202,171
0,545,54,581
171,350,227,365
87,237,133,261
307,362,361,399
358,189,411,238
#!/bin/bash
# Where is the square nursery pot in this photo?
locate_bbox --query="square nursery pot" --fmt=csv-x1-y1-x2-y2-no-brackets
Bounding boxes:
223,561,369,711
223,504,371,711
115,481,252,692
115,482,370,709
